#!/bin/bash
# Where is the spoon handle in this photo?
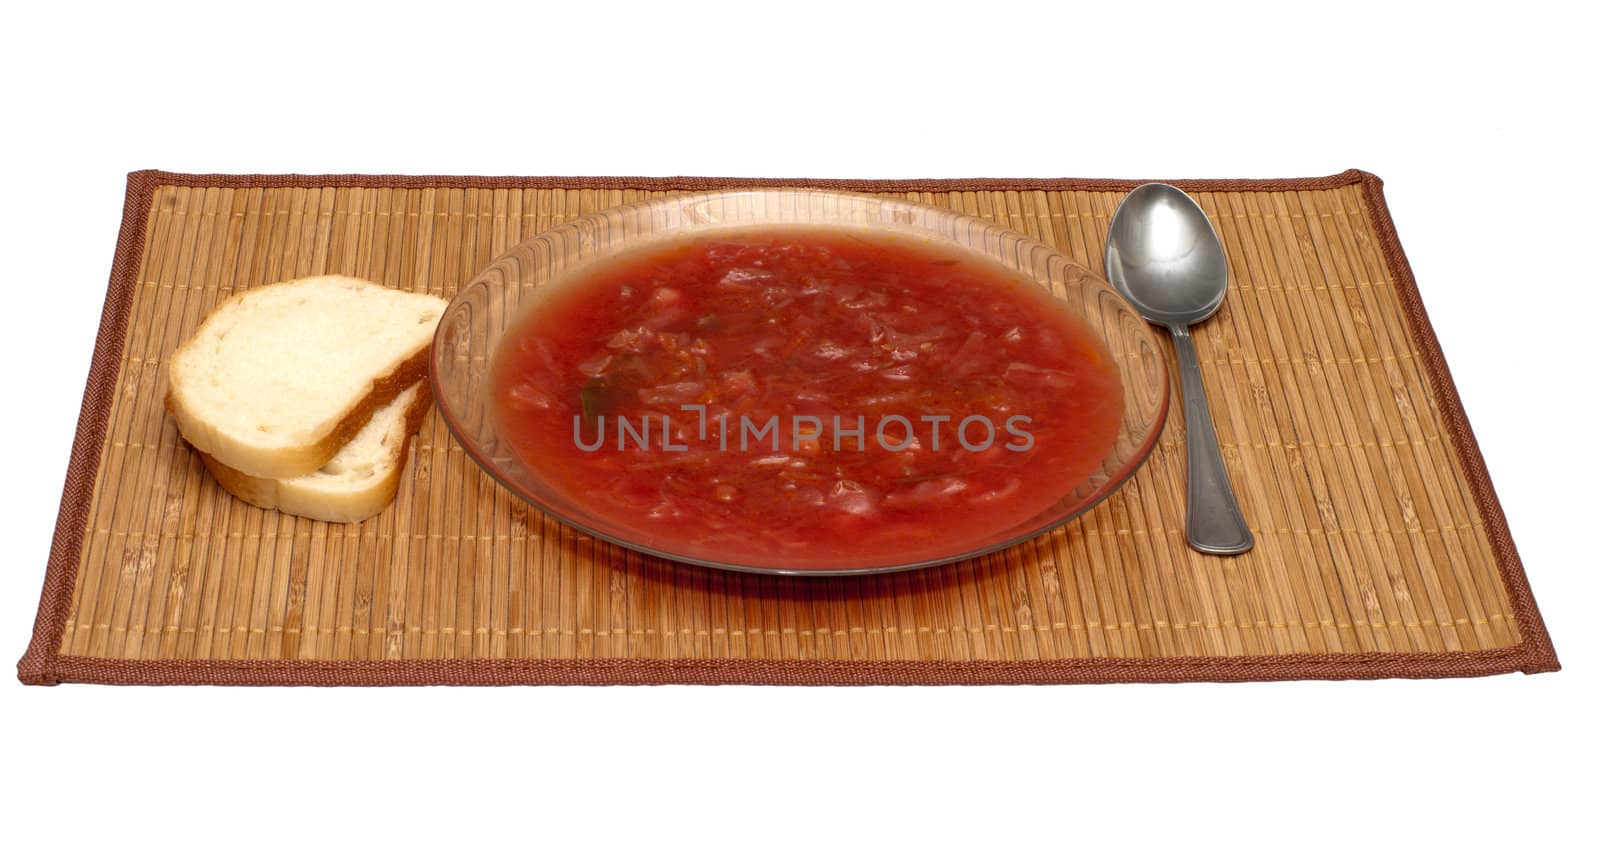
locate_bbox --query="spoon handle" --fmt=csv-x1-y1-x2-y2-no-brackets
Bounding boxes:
1170,326,1254,555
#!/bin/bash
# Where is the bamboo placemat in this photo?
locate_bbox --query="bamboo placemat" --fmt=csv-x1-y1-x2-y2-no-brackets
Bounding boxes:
17,170,1558,685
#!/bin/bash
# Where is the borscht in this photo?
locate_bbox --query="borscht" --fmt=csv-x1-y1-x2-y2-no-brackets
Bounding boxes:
489,227,1123,568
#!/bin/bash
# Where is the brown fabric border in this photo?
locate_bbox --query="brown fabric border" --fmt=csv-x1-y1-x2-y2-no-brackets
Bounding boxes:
18,170,159,687
37,646,1542,686
121,168,1371,194
1353,172,1558,671
16,168,1559,686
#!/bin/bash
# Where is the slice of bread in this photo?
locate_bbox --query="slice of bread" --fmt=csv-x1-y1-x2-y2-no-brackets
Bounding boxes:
166,275,446,479
199,382,432,523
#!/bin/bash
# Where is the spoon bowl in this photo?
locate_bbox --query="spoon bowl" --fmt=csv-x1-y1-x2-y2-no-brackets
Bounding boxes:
1104,183,1231,327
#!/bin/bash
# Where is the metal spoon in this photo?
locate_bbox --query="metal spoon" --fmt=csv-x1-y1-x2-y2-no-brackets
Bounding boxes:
1105,183,1254,555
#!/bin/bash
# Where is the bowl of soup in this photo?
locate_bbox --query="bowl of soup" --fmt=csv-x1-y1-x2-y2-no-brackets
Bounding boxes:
431,190,1168,575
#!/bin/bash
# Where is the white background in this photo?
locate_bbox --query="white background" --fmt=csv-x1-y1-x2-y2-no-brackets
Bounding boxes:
2,1,1594,853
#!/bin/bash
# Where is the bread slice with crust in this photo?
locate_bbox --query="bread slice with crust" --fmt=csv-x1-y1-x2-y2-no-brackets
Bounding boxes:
166,275,446,479
199,382,432,523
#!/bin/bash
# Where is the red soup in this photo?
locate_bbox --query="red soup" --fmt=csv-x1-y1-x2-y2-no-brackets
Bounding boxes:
490,227,1124,569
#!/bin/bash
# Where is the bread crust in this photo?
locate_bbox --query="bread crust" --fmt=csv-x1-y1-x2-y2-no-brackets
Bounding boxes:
165,319,434,479
199,384,433,523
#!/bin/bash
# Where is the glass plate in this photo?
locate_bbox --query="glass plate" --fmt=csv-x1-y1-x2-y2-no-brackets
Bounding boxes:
432,189,1168,575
